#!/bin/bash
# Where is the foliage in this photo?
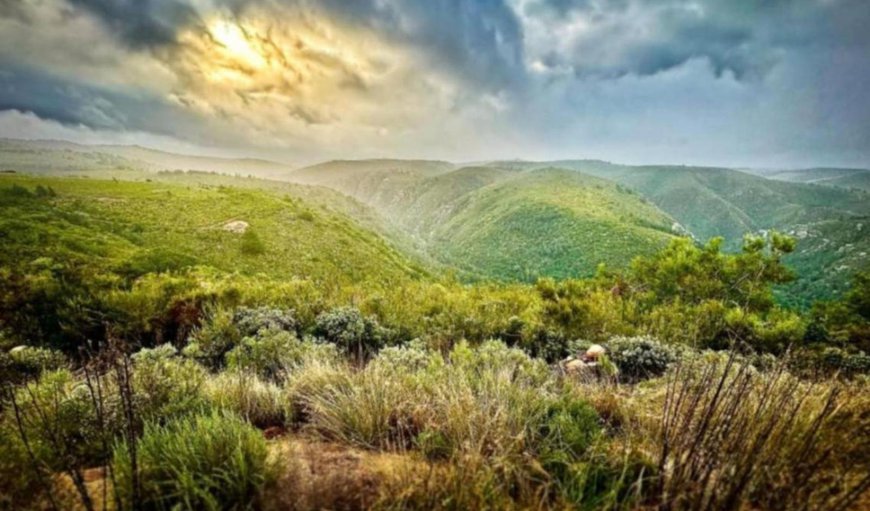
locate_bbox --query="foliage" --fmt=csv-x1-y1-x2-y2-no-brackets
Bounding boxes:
6,345,67,379
185,307,243,369
606,336,677,381
313,306,387,360
233,306,297,337
132,344,208,422
204,372,286,428
239,228,266,255
113,411,271,510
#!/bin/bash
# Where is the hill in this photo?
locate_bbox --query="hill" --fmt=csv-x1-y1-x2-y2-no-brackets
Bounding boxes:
291,161,683,280
0,138,295,178
485,160,870,306
0,174,430,287
290,159,455,215
749,167,870,192
425,168,680,280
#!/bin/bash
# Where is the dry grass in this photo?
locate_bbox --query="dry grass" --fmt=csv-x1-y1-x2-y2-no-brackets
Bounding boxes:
656,353,870,511
262,436,427,511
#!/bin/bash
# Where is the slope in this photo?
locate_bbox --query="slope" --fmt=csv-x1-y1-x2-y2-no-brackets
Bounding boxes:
485,160,870,305
754,167,870,192
0,175,430,287
289,159,455,214
427,168,680,281
0,138,296,179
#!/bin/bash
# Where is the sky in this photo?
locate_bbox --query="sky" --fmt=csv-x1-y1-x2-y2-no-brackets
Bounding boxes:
0,0,868,168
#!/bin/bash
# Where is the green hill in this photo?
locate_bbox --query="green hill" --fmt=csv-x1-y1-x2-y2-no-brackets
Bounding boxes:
752,167,870,192
426,168,679,280
0,175,430,287
291,161,682,280
290,159,454,215
485,160,870,305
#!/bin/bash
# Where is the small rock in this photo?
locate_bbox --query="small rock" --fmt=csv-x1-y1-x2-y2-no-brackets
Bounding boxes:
222,220,249,233
585,344,606,360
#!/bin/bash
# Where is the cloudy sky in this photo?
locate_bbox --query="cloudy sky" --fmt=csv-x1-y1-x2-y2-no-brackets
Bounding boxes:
1,0,868,167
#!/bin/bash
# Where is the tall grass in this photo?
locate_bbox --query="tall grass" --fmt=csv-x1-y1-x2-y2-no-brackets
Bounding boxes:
658,352,870,511
113,411,272,511
204,371,286,428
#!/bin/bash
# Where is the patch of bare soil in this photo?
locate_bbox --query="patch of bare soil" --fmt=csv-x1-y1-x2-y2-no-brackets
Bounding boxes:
262,435,428,511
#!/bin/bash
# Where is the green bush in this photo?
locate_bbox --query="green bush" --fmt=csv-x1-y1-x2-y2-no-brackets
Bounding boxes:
7,345,67,378
4,370,110,468
185,308,242,369
225,329,337,381
113,412,271,511
133,344,208,422
606,336,677,380
240,229,266,255
233,306,297,336
539,396,602,462
313,306,386,360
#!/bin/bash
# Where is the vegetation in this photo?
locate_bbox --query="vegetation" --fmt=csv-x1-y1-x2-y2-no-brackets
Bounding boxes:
0,169,868,510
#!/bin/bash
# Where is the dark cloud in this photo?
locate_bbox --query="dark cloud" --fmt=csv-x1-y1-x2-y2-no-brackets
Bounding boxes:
67,0,202,47
524,0,870,79
299,0,527,89
0,64,207,139
1,0,869,166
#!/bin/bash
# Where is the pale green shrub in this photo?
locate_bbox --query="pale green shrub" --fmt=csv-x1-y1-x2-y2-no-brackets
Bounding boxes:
204,372,285,428
132,344,208,422
8,345,67,377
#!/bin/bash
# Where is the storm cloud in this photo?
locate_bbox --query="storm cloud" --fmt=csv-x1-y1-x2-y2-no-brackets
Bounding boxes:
0,0,868,166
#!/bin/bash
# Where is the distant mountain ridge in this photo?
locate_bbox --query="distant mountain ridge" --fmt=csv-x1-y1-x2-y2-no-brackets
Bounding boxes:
0,138,295,178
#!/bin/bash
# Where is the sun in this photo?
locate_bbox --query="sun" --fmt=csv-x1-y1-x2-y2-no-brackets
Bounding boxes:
208,18,267,71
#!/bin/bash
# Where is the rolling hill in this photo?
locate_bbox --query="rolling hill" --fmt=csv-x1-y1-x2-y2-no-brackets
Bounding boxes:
748,167,870,192
425,168,679,281
2,139,866,306
291,161,682,280
0,138,295,178
0,174,430,287
484,160,870,306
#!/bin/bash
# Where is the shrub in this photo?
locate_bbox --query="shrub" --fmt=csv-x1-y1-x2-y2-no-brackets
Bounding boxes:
132,344,208,422
113,412,271,510
225,329,337,381
539,395,602,463
4,370,110,469
204,372,286,428
606,336,676,381
523,327,568,362
313,306,386,361
366,339,433,375
233,306,297,337
7,345,67,378
240,229,266,255
185,307,242,369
